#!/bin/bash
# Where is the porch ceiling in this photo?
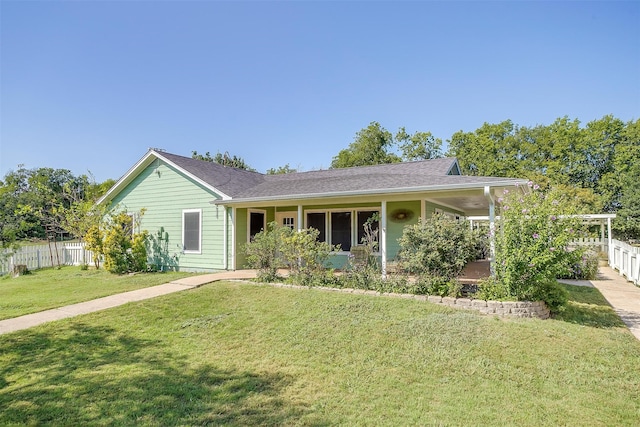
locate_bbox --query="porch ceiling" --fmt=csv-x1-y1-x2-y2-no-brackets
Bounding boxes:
425,194,490,213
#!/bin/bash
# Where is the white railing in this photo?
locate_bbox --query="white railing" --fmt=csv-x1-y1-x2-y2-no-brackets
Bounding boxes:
610,239,640,286
0,243,95,275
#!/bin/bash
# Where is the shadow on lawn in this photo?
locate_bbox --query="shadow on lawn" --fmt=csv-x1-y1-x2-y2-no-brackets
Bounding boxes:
554,283,626,329
0,324,319,426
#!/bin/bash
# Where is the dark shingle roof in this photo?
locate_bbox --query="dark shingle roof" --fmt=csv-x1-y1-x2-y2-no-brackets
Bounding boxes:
159,152,265,197
157,151,524,202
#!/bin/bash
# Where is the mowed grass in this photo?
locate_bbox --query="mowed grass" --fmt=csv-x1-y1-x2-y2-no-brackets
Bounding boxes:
1,280,639,426
0,266,195,320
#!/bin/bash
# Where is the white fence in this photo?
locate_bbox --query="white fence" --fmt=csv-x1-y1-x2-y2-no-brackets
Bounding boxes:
610,239,640,286
571,237,608,254
1,243,95,275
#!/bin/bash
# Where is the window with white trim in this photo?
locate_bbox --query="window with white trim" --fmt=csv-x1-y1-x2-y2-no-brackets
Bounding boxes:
306,209,379,252
248,210,266,241
182,209,202,253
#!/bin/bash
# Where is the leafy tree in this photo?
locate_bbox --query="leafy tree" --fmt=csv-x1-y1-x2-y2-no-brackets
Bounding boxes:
266,164,297,174
192,150,255,171
331,122,401,168
447,115,639,222
396,128,442,161
447,120,522,177
331,122,444,168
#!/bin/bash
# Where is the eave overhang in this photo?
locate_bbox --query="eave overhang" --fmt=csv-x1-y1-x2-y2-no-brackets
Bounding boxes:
210,179,528,208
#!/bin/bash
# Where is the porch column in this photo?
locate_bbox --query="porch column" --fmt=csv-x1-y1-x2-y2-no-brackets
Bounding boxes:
297,205,303,232
223,206,228,270
484,186,495,275
231,207,236,270
607,216,613,265
381,200,387,278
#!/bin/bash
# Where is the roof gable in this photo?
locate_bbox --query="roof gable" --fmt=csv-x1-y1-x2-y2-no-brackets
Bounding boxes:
98,150,265,205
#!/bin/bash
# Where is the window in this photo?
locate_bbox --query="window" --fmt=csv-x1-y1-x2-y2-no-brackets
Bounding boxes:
182,209,201,253
276,212,297,230
249,210,266,241
357,211,379,245
306,209,380,252
331,212,352,251
306,212,326,242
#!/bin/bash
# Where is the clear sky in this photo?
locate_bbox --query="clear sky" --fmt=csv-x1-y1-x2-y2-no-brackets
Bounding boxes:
1,1,639,182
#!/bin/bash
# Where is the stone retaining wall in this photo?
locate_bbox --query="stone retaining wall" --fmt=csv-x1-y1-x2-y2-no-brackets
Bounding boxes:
252,282,551,320
426,296,550,319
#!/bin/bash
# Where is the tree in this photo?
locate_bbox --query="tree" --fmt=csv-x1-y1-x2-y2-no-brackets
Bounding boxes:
446,115,638,218
447,120,522,177
331,122,444,169
266,164,297,174
396,128,442,161
192,150,255,171
331,122,401,168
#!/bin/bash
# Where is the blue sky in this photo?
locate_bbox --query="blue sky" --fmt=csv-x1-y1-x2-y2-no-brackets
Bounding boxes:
1,1,639,182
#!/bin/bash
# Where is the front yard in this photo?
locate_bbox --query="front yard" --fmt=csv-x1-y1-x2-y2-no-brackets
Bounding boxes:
1,276,639,425
0,267,194,320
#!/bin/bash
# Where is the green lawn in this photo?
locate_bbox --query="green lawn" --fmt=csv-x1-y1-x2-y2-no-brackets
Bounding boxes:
1,279,639,426
0,266,195,320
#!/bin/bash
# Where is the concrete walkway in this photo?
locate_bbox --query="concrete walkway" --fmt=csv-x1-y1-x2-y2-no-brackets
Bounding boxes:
559,266,640,340
0,270,258,335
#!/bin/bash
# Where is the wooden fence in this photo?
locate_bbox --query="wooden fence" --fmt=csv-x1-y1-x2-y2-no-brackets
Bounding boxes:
610,239,640,286
1,243,95,275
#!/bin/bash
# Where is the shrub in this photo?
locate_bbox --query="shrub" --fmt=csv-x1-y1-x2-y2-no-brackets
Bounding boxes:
103,210,148,274
243,222,289,282
480,183,584,311
280,227,335,286
557,246,599,280
84,224,103,269
416,276,463,297
396,214,480,280
244,222,339,286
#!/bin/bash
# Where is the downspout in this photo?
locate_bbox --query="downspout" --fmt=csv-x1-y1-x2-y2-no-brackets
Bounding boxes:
484,186,495,275
381,200,387,278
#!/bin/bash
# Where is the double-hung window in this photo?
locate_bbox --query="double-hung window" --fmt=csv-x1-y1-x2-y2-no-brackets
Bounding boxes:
182,209,202,253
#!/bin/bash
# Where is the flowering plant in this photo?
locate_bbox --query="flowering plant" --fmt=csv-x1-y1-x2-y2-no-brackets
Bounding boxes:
479,184,584,311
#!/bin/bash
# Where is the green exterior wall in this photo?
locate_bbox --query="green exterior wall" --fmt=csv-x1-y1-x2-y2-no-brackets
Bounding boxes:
109,161,226,272
234,200,458,268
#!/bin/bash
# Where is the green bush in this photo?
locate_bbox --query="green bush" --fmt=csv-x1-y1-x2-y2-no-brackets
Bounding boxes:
479,183,584,311
244,222,338,286
243,222,289,282
557,247,599,280
103,210,149,274
416,276,463,297
396,214,480,280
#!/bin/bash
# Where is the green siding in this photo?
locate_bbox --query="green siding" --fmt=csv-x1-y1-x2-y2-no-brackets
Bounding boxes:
386,200,421,260
110,162,225,272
